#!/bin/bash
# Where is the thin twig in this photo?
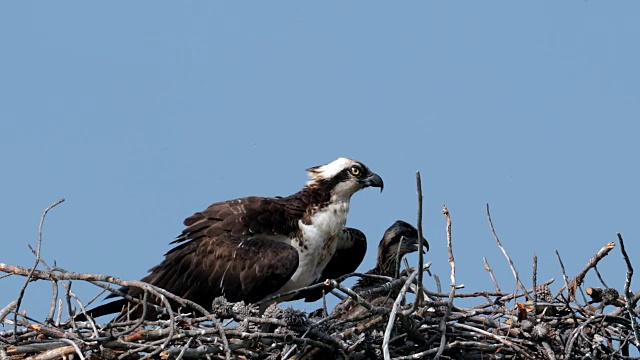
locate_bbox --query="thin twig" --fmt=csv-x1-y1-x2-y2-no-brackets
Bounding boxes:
555,250,572,299
541,341,557,360
485,204,530,300
68,288,99,339
23,345,76,360
533,254,538,316
25,249,59,326
593,265,609,288
258,272,393,306
324,280,386,314
111,290,149,339
382,264,427,360
45,280,58,324
434,205,455,360
483,257,501,293
414,172,425,310
55,299,63,326
565,315,595,358
554,242,616,298
13,199,65,338
58,338,86,360
452,322,534,359
617,232,640,347
554,250,580,325
174,337,193,360
0,301,18,324
142,294,174,359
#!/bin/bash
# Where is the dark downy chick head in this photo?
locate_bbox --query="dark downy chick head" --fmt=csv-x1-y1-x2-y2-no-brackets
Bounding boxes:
379,220,429,265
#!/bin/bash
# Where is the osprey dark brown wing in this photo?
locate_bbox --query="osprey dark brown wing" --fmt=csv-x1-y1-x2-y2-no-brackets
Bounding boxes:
291,228,367,302
78,235,299,320
139,235,299,305
79,196,305,320
176,196,306,242
154,196,306,305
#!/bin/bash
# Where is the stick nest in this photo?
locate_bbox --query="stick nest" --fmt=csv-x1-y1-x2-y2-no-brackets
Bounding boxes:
2,197,639,359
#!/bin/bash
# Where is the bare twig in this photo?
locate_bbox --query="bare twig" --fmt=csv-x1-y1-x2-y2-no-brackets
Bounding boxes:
258,272,393,306
13,199,65,338
68,288,99,339
434,205,455,360
483,257,501,293
541,341,557,360
593,265,609,288
554,242,616,298
142,294,174,359
0,300,18,324
324,279,386,314
55,299,63,326
414,172,425,310
533,254,538,316
382,264,426,360
617,232,640,347
174,337,193,360
485,204,530,300
555,250,572,299
26,246,59,326
565,315,595,358
45,280,58,324
58,338,85,360
452,322,534,359
23,345,76,360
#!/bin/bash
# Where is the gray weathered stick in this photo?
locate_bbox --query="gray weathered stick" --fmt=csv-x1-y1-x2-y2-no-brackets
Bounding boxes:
486,203,530,300
617,232,640,347
434,205,455,360
13,198,65,339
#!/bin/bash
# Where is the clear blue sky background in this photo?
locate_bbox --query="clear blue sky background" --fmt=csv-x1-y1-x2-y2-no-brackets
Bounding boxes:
1,2,639,323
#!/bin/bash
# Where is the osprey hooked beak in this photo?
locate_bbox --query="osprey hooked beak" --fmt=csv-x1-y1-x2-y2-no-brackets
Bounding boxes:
360,172,384,192
403,235,430,252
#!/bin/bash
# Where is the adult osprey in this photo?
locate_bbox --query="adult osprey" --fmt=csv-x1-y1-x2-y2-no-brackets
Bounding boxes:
79,158,382,320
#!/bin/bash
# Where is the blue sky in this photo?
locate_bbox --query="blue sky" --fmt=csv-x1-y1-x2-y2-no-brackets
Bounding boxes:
1,2,639,322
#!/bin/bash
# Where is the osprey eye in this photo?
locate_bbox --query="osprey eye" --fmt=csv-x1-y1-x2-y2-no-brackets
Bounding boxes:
350,166,361,177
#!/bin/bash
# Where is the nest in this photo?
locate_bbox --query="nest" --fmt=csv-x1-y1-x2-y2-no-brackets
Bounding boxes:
2,200,640,359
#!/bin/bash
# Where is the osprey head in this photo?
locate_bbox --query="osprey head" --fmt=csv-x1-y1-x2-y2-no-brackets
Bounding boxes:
306,158,383,200
379,220,429,263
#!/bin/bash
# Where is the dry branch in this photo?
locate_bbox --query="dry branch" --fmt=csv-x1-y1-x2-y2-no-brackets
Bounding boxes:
554,241,616,299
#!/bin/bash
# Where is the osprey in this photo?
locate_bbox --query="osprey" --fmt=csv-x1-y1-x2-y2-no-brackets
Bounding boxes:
353,220,428,293
79,158,383,319
330,220,428,319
